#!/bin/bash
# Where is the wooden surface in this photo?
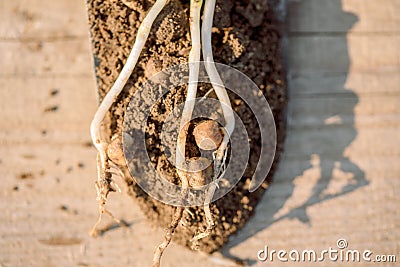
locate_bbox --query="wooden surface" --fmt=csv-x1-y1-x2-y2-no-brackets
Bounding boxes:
0,0,399,266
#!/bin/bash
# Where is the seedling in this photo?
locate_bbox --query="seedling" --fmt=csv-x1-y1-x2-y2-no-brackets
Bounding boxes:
90,0,235,265
89,0,168,237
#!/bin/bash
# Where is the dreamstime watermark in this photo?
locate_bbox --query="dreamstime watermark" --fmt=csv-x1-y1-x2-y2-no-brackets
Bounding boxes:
257,238,398,263
122,62,276,206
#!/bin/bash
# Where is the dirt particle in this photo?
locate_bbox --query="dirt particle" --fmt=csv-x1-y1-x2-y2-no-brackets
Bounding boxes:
42,66,52,72
13,186,19,191
55,158,61,165
21,154,36,159
107,136,126,166
236,1,269,27
39,170,46,176
26,41,43,52
82,141,93,148
43,105,59,113
178,47,191,56
50,89,59,96
222,28,245,59
143,58,159,78
66,166,73,173
14,8,35,22
241,196,250,205
222,222,230,230
59,205,68,211
18,172,34,180
39,236,82,246
41,129,47,136
78,162,85,169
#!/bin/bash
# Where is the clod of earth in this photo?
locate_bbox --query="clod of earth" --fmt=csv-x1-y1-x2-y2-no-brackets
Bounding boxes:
87,0,287,265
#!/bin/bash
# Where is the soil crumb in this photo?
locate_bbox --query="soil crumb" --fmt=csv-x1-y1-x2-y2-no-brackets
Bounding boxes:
18,172,35,180
50,89,59,96
43,105,59,112
39,236,82,246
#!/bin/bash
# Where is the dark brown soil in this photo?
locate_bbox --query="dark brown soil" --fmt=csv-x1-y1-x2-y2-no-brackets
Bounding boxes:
87,0,287,253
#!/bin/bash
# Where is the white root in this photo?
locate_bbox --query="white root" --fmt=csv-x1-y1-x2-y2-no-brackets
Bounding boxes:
202,0,235,141
154,0,204,263
153,207,184,267
90,0,168,236
176,0,203,180
191,0,236,244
